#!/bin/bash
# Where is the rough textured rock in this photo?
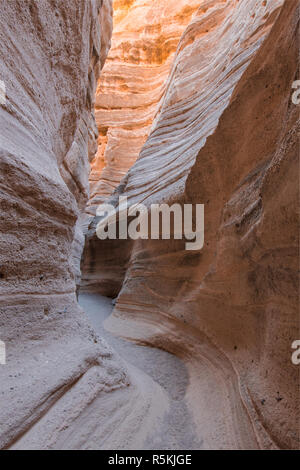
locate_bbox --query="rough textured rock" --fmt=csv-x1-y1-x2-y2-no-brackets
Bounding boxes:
0,0,167,450
86,0,201,214
83,0,299,449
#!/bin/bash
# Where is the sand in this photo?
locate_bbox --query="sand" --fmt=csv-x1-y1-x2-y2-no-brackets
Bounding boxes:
79,293,201,450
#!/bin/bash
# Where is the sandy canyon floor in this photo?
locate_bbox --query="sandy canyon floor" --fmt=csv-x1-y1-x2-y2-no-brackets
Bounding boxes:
0,0,298,451
79,293,201,450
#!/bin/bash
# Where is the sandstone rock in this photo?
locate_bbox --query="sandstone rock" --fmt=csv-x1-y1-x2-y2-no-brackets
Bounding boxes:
83,0,299,449
0,0,166,450
86,0,201,214
1,0,298,451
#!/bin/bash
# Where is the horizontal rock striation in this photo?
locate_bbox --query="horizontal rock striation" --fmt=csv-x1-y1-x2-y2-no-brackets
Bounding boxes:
86,0,201,214
83,0,299,449
0,0,166,450
82,0,286,291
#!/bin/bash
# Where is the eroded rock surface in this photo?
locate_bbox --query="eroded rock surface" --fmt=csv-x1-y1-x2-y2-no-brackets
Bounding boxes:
87,0,201,214
83,0,299,449
0,0,167,450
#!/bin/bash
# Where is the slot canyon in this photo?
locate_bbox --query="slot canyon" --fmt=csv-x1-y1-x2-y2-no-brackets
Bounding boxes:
0,0,299,451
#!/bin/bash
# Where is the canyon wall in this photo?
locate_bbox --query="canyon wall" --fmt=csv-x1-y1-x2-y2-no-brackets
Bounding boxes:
87,0,201,214
0,0,167,450
83,0,300,449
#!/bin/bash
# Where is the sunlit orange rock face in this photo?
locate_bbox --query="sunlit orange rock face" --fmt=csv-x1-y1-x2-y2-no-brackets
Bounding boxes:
83,0,299,449
87,0,201,214
0,0,170,451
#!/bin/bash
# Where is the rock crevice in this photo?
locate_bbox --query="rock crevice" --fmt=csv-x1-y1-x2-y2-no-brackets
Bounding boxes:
0,0,166,450
83,0,299,450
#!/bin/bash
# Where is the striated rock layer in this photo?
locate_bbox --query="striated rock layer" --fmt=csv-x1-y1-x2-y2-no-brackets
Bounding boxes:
0,0,167,450
86,0,201,214
83,0,300,449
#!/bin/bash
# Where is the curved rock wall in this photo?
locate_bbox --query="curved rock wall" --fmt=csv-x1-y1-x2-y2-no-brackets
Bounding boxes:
87,0,201,214
83,0,299,449
82,0,287,291
0,0,167,450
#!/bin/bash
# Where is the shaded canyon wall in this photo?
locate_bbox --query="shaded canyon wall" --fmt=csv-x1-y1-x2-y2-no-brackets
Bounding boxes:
0,0,167,450
87,0,201,214
83,0,300,449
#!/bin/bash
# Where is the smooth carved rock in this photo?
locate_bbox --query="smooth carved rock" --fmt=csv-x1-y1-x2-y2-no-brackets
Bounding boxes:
0,0,167,450
83,0,299,449
86,0,201,214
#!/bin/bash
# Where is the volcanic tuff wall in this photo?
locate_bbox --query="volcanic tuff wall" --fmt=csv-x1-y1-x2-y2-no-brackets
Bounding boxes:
87,0,201,214
83,0,300,449
0,0,168,450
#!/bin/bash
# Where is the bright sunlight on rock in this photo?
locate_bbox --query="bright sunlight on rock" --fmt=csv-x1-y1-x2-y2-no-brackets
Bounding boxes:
0,0,299,453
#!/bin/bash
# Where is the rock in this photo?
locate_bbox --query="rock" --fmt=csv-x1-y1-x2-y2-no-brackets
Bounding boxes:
83,0,299,449
0,0,166,450
86,0,201,214
1,0,298,451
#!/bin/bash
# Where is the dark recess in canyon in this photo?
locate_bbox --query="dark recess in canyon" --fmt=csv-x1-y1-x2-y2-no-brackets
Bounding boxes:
0,0,299,450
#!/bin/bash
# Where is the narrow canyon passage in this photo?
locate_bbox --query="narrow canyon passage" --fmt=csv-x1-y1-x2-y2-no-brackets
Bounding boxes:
79,293,201,450
79,0,299,450
0,0,298,452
